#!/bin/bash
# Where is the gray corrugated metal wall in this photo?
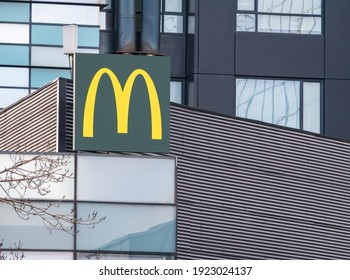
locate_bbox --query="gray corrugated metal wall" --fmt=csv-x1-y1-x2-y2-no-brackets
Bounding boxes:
0,81,59,152
170,106,350,259
1,79,350,259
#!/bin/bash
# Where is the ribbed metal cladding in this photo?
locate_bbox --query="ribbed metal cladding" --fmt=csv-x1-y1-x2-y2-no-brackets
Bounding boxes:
65,80,74,151
170,105,350,259
0,81,59,152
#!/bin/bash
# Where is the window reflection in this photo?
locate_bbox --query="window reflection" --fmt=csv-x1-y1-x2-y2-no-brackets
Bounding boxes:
165,0,182,12
236,0,322,34
164,15,183,33
236,79,300,128
258,15,321,34
77,204,176,253
170,81,183,104
237,14,256,32
258,0,321,15
238,0,255,11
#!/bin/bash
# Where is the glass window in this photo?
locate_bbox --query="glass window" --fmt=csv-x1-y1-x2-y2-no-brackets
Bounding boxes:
258,15,321,34
236,0,322,34
0,88,28,108
161,0,184,33
0,202,74,250
0,24,29,44
170,81,182,104
238,0,255,11
77,253,174,260
76,203,176,253
0,153,74,200
77,155,175,203
32,25,63,46
0,251,74,260
0,67,29,87
237,14,256,32
164,15,184,33
236,79,300,128
32,4,100,25
0,2,30,22
0,45,29,66
165,0,182,12
303,82,320,133
31,46,69,67
258,0,321,15
31,68,71,88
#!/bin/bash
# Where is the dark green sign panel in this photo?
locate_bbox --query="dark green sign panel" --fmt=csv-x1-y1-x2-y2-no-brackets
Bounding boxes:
74,53,170,152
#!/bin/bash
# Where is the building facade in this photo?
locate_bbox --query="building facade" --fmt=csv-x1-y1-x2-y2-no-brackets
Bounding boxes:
1,78,350,259
1,0,350,260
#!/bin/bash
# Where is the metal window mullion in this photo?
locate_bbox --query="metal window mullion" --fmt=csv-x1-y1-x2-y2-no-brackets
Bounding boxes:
300,81,304,130
255,0,258,31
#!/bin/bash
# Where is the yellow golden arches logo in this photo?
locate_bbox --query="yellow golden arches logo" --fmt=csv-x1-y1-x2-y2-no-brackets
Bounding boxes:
83,68,162,140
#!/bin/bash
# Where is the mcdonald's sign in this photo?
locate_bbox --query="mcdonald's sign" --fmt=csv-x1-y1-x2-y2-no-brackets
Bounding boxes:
74,53,170,152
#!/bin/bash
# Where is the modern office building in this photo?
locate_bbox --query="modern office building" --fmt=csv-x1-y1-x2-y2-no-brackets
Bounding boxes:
1,0,350,259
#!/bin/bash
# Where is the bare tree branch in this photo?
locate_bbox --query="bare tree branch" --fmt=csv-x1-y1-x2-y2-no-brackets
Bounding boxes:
0,152,105,235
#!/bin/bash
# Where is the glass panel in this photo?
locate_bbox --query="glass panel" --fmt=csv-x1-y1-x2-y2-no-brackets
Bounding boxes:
303,82,320,133
165,0,182,12
0,67,29,87
0,45,29,66
32,25,63,45
32,4,100,25
170,81,182,104
0,2,30,22
238,0,255,11
77,155,175,203
0,251,74,260
236,79,300,128
31,68,71,88
164,15,183,33
0,202,74,250
0,153,74,200
78,27,100,48
77,253,174,260
31,46,69,67
188,16,195,34
258,0,322,15
0,88,28,108
236,13,256,32
258,15,321,34
76,204,176,253
0,24,29,44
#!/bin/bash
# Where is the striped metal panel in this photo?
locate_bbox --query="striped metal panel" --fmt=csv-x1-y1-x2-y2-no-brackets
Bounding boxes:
0,81,59,152
170,105,350,259
65,80,74,151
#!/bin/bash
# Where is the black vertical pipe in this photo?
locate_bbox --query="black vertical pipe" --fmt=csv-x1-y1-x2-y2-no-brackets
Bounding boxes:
141,0,160,54
116,0,136,52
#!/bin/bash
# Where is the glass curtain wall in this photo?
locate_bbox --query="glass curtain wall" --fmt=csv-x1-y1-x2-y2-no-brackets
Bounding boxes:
0,1,101,108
